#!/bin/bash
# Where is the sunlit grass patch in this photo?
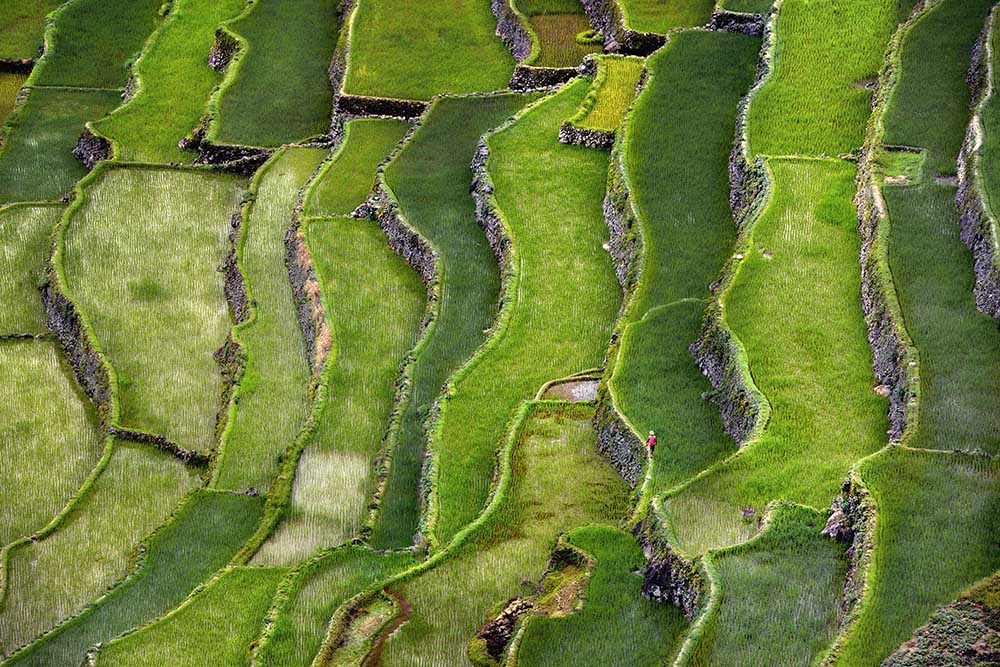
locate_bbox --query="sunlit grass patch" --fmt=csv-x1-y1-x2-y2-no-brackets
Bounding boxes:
94,566,284,667
251,215,424,564
0,440,199,658
0,339,102,546
835,448,1000,665
692,504,846,666
431,80,619,544
28,0,162,89
0,87,121,204
344,0,514,100
258,548,414,667
664,159,886,556
90,0,245,163
0,0,63,62
0,204,63,334
618,0,716,34
305,119,411,217
207,0,340,147
747,0,896,157
569,55,644,133
516,524,686,667
0,73,25,128
381,405,631,666
2,490,263,667
373,92,536,549
63,166,244,452
212,148,326,492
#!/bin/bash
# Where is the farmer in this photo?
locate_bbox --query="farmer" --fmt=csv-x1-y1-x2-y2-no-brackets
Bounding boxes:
647,430,656,454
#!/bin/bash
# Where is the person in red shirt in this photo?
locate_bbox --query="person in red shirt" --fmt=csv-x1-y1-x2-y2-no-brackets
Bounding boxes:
647,430,656,454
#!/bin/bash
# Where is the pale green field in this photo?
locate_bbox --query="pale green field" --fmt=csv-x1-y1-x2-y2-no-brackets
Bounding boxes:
0,204,64,334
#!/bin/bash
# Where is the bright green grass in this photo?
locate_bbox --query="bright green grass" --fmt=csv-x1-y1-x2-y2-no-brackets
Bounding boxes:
886,186,1000,454
610,32,759,495
89,0,245,163
0,204,63,334
516,524,687,667
251,216,424,565
0,339,102,546
747,0,896,157
883,0,993,177
691,504,847,666
572,56,644,132
0,440,199,658
381,405,635,666
978,10,1000,215
0,87,121,204
344,0,514,100
208,0,339,147
373,93,536,549
528,14,601,68
28,0,162,89
212,148,326,492
0,73,25,127
94,567,284,667
305,119,411,217
0,0,63,61
834,448,1000,666
617,0,716,34
431,81,619,545
257,548,414,667
2,491,263,667
516,0,584,14
664,159,887,556
717,0,773,13
63,166,244,452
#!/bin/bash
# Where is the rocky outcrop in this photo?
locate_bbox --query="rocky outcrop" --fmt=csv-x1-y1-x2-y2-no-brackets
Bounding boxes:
195,143,273,174
958,9,1000,321
594,402,644,486
474,598,534,661
883,599,1000,666
708,10,767,37
641,543,703,620
510,65,578,91
74,130,111,170
208,27,239,72
579,0,664,55
336,94,427,120
558,123,614,150
491,0,533,63
222,212,250,324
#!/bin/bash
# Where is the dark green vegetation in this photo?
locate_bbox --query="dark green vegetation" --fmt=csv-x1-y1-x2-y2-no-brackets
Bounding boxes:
609,31,759,495
516,525,687,666
306,119,411,216
691,505,847,667
90,0,245,163
0,204,63,334
2,491,262,667
0,88,121,203
431,81,619,545
373,93,535,549
208,0,340,147
380,405,650,665
0,0,63,61
344,0,514,100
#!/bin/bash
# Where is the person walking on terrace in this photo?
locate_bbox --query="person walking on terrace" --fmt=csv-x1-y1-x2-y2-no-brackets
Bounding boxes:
647,430,656,455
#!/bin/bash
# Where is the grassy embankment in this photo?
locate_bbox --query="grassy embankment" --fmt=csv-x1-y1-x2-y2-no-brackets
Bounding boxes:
1,491,262,667
566,55,644,133
343,0,514,100
607,31,758,497
373,93,535,549
89,0,245,163
204,0,339,147
515,524,688,666
515,0,601,68
830,0,1000,663
428,81,619,545
62,166,244,453
211,147,326,493
0,441,200,659
379,404,676,666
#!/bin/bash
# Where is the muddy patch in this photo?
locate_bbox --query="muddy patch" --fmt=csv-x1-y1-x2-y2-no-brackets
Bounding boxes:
544,379,598,401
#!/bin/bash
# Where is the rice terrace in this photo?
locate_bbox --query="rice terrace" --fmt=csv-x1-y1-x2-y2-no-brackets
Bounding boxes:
2,0,1000,664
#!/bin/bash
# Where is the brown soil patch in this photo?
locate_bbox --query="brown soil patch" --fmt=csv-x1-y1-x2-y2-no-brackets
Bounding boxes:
544,379,598,402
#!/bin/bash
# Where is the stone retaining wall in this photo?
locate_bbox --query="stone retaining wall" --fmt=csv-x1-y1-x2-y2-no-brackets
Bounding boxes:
74,129,111,170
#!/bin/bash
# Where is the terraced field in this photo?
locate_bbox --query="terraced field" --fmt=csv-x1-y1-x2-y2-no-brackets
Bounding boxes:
2,0,999,664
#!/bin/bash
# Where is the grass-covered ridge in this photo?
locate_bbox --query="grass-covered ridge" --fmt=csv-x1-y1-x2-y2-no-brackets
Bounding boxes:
89,0,245,163
205,0,340,148
430,80,620,545
211,147,326,492
61,165,244,453
374,92,535,549
343,0,514,100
